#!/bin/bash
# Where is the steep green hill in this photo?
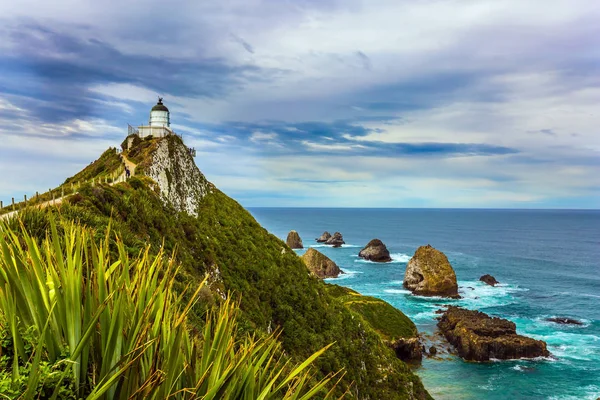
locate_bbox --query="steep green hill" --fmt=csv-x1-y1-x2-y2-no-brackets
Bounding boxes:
8,135,431,399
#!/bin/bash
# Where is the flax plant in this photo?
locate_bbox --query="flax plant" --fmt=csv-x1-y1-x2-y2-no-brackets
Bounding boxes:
0,217,343,399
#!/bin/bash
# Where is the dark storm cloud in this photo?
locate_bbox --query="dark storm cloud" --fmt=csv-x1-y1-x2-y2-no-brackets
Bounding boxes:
0,21,276,123
192,118,518,158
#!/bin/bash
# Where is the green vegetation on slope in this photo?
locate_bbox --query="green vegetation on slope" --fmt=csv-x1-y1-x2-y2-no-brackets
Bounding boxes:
0,148,123,216
64,147,123,185
5,137,431,399
326,285,418,341
0,220,339,399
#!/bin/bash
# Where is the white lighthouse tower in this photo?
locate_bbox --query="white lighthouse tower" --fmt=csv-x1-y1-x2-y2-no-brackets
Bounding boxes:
137,97,174,138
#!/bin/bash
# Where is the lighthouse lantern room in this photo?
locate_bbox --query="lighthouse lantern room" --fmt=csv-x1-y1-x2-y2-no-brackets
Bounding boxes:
137,97,174,138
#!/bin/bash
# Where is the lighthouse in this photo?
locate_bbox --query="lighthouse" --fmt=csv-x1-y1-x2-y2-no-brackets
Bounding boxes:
137,97,174,138
149,97,170,127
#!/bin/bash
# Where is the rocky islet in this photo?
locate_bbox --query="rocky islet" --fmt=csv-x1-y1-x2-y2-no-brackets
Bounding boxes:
358,238,392,262
403,245,460,298
301,248,343,278
437,306,550,361
286,230,303,249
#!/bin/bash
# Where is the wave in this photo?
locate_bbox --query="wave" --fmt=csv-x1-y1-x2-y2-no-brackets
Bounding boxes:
557,291,600,299
386,280,404,285
383,288,412,295
309,244,361,248
455,280,527,309
389,253,411,263
323,269,363,281
489,355,557,363
548,385,600,400
353,253,411,264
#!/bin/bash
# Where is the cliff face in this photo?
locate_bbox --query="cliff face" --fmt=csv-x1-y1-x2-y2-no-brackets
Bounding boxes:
146,136,209,216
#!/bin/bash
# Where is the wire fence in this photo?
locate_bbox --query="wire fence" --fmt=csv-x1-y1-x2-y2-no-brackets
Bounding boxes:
0,164,129,217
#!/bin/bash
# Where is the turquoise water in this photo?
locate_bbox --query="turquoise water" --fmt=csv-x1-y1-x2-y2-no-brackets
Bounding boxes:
248,208,600,400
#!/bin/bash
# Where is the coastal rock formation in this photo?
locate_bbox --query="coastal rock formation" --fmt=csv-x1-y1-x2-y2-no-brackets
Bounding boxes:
403,245,459,298
315,231,332,243
438,306,550,361
286,230,303,249
301,248,343,278
358,239,392,262
146,136,210,216
546,317,583,326
389,337,423,362
325,232,345,248
480,274,499,286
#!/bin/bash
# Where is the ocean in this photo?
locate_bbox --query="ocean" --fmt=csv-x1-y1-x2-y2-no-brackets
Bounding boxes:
247,208,600,400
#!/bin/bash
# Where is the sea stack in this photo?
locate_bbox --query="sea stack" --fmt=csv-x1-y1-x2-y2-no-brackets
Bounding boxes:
358,239,392,262
301,248,343,278
316,231,332,243
438,306,550,361
325,232,345,247
403,245,459,298
480,274,499,286
286,230,303,249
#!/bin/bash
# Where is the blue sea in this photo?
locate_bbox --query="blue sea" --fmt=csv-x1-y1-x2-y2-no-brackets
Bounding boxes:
248,208,600,400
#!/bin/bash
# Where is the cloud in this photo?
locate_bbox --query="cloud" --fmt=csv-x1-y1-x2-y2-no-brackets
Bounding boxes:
301,140,367,151
0,0,599,208
250,131,278,142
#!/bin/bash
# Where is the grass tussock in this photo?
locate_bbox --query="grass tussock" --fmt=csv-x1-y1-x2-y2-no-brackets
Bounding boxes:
0,218,342,399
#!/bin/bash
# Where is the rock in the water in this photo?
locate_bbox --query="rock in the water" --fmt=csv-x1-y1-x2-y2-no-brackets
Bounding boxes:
389,337,423,362
438,306,550,361
315,231,332,243
546,317,583,326
480,274,499,286
358,239,392,262
429,346,437,356
403,245,459,298
325,232,345,247
301,248,343,278
286,230,303,249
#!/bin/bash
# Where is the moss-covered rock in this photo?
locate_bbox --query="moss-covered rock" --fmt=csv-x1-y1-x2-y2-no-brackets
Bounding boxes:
326,285,418,341
438,306,550,361
404,245,459,298
301,248,342,278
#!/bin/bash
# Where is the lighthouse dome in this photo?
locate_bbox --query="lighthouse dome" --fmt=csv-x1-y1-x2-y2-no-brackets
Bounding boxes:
149,97,170,127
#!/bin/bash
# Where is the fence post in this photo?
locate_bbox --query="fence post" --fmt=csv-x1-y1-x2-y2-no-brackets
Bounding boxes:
24,194,27,209
12,197,14,211
0,201,3,209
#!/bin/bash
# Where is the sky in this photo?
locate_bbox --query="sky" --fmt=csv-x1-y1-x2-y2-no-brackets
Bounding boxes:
0,0,599,208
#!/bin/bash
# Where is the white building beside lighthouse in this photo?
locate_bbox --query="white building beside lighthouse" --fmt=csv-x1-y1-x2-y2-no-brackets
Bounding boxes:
136,97,174,138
